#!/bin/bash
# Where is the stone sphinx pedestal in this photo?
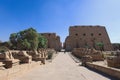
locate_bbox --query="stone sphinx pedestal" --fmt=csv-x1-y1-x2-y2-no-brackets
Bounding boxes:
81,55,92,66
3,59,19,68
0,62,5,70
12,51,32,63
0,51,20,69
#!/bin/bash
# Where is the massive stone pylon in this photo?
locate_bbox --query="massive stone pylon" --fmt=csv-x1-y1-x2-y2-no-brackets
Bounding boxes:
64,25,113,51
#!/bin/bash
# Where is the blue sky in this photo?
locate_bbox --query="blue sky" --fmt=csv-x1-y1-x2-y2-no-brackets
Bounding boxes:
0,0,120,43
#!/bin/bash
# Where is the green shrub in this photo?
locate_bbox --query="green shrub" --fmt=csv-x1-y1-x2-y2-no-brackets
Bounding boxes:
47,51,53,59
0,50,5,53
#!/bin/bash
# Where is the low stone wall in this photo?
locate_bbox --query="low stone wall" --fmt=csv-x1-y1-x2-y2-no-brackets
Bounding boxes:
86,62,120,79
0,61,41,80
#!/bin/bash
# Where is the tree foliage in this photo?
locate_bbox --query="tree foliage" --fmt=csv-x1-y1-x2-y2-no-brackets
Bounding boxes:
9,28,47,50
9,33,17,49
0,46,9,53
38,35,47,48
0,41,12,49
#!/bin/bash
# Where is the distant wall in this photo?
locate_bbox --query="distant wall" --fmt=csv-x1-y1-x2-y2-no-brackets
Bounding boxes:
40,33,62,51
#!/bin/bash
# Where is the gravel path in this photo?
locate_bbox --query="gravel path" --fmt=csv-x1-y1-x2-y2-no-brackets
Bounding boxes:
12,52,111,80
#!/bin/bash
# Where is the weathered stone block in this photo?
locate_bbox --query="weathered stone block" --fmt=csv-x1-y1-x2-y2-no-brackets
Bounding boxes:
107,56,120,68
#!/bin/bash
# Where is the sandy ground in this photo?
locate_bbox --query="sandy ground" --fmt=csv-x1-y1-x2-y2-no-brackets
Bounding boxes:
12,52,112,80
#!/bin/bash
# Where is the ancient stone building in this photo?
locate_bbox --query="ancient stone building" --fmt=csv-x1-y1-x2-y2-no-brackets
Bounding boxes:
64,25,113,51
40,33,62,51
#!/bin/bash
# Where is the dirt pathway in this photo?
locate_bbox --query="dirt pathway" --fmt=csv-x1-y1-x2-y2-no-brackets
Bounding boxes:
12,52,111,80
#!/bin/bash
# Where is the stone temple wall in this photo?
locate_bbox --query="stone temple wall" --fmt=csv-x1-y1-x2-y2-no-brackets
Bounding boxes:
40,33,62,51
64,25,113,51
